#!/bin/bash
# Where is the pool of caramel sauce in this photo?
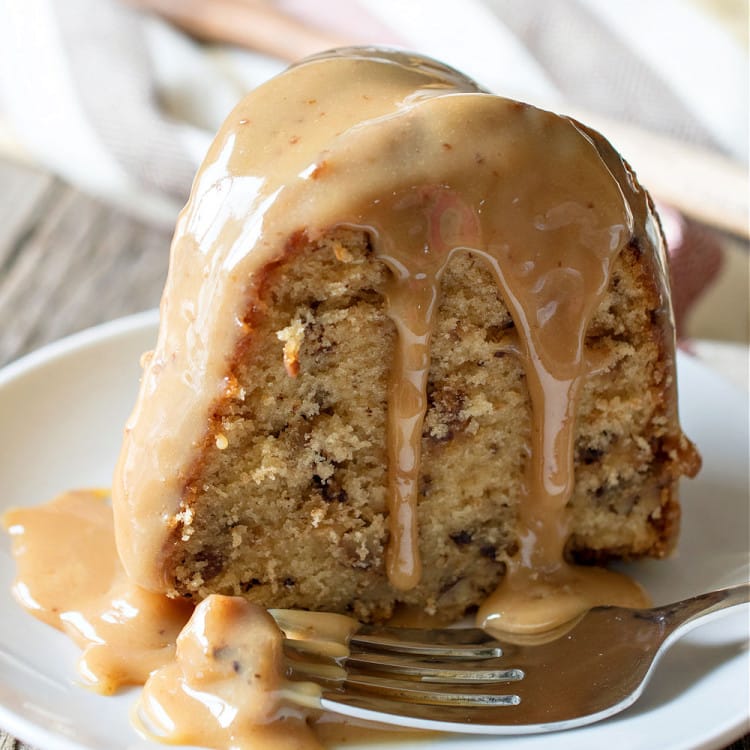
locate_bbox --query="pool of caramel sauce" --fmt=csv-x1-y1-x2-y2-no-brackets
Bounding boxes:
3,490,434,749
2,487,647,747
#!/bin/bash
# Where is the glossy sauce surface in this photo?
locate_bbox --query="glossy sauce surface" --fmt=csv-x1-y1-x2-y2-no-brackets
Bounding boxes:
2,490,192,694
3,490,433,749
113,48,663,631
134,595,323,749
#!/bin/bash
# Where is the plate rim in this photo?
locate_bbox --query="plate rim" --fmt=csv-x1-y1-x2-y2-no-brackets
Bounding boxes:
0,309,160,389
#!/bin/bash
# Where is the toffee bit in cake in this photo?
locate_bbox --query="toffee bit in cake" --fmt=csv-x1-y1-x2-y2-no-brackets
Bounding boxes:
427,386,469,441
419,474,432,498
580,446,604,465
439,577,462,595
449,530,473,546
486,321,515,340
314,474,348,503
505,541,519,558
194,550,225,583
276,318,306,377
240,578,262,593
479,544,497,560
332,240,354,262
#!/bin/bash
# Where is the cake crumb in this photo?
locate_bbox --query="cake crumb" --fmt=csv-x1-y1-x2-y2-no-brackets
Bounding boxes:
332,241,353,262
310,508,325,528
276,318,306,377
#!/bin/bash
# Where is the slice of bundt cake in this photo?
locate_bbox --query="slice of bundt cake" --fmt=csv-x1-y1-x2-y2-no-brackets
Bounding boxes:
113,48,699,627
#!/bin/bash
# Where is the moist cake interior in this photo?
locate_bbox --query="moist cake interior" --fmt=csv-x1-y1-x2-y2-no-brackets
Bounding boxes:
168,226,682,622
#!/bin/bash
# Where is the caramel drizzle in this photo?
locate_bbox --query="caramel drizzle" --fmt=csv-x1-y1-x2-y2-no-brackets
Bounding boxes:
370,187,483,590
2,490,192,694
382,272,435,590
378,196,653,629
366,186,635,607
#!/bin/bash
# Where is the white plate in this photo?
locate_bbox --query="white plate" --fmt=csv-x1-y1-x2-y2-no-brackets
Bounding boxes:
0,311,748,750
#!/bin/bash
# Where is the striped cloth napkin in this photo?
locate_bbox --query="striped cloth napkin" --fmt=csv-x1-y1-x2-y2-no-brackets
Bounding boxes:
0,0,744,332
1,0,746,224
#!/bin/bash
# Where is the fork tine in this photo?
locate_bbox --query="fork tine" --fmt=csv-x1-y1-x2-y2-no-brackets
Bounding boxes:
283,638,522,683
341,672,522,707
352,626,504,658
281,635,350,660
346,651,524,683
273,585,749,734
282,634,520,683
283,651,347,683
271,609,506,660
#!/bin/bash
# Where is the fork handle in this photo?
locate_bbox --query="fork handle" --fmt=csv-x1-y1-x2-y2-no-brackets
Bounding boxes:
658,583,750,638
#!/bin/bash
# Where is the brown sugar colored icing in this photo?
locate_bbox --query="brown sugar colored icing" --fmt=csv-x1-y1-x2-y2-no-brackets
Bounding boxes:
3,491,431,748
136,597,417,749
2,490,192,694
113,47,693,632
134,595,323,749
359,169,649,620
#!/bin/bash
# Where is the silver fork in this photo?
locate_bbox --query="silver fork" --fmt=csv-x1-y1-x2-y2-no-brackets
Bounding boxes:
271,583,749,734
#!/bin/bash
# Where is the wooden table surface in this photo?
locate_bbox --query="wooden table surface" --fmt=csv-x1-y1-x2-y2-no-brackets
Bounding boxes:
0,155,747,750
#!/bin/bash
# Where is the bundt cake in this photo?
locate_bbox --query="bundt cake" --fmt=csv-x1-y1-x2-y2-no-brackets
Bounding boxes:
113,48,699,629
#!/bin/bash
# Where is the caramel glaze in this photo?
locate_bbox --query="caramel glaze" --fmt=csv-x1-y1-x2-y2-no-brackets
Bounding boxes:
113,48,697,634
134,595,323,749
3,491,431,749
2,490,192,694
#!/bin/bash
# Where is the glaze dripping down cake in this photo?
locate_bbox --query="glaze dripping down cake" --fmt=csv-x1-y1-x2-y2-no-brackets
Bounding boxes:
113,48,699,627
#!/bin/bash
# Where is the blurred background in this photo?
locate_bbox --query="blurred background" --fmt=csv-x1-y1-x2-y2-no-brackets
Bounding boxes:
0,0,747,387
1,6,747,750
